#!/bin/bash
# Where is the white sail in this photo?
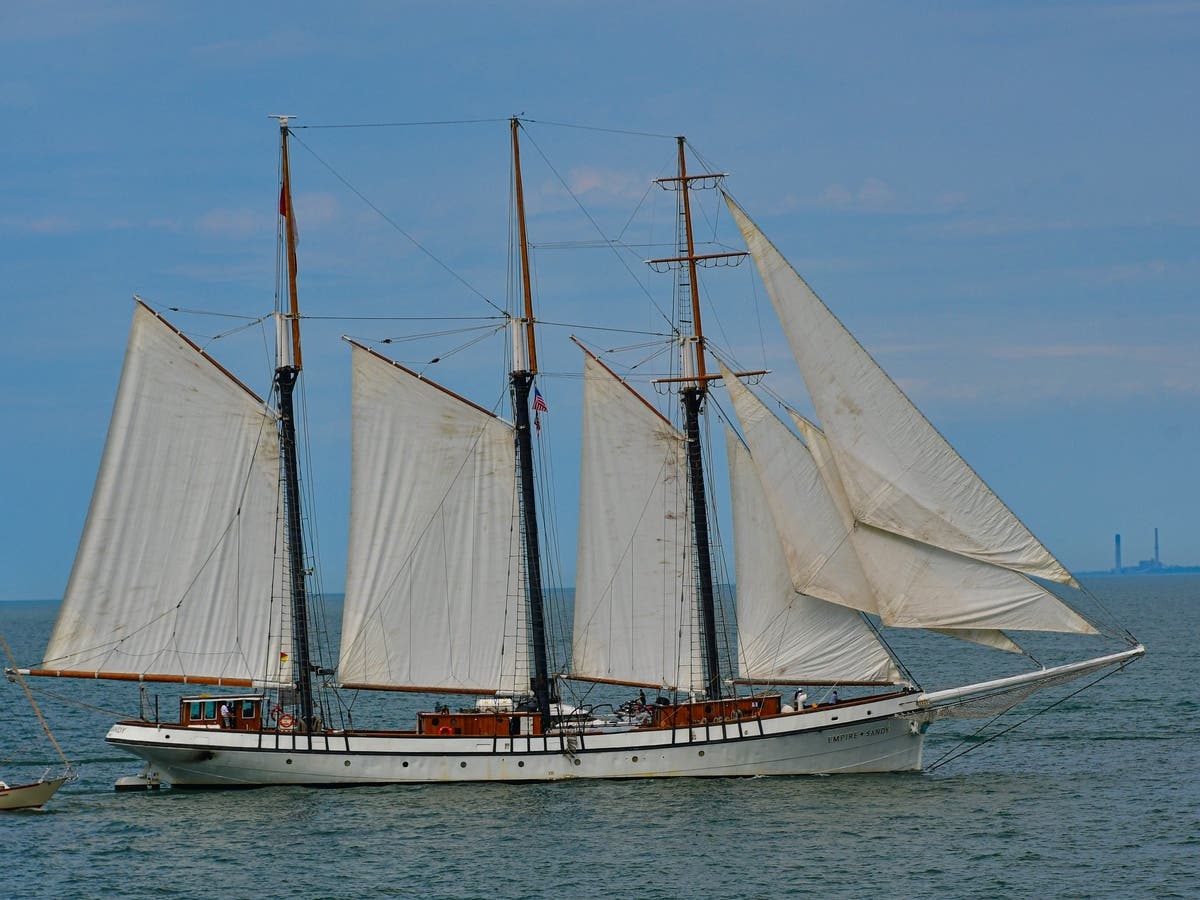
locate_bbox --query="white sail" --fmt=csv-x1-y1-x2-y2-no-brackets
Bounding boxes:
44,302,290,685
725,196,1077,588
721,364,880,613
726,430,899,684
792,413,1096,636
928,629,1022,654
338,343,523,693
572,353,699,691
723,362,1091,639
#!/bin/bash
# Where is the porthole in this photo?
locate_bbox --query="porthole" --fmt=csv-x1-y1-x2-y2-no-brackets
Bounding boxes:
344,760,351,767
631,756,639,763
460,761,467,768
573,758,581,766
403,761,409,768
518,761,525,767
285,758,293,765
698,750,705,757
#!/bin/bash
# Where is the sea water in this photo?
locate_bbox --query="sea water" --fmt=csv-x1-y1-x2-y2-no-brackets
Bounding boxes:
2,576,1196,899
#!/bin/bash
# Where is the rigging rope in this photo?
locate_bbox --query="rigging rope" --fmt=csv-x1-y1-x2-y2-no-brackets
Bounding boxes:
515,124,678,335
293,118,509,129
16,682,131,721
0,632,73,769
923,662,1132,773
286,130,506,316
290,116,676,141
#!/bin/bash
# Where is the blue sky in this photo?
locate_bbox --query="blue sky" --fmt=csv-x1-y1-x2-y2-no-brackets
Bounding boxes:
2,2,1197,601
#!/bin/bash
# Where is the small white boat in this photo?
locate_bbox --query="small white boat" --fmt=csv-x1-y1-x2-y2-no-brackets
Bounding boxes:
1,632,75,809
0,773,70,811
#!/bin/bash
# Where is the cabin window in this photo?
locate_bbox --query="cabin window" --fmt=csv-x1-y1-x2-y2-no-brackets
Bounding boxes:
240,701,255,718
203,701,216,720
189,702,202,720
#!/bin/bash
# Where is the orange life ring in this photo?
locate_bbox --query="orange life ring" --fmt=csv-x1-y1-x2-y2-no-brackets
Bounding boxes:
437,726,452,736
277,713,296,731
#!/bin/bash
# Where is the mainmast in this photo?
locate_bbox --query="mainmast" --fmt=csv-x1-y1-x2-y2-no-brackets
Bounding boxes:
510,117,556,726
649,137,746,700
273,115,316,732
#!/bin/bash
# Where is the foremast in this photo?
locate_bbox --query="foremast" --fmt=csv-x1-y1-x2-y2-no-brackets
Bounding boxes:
650,138,747,700
274,116,316,732
510,117,556,726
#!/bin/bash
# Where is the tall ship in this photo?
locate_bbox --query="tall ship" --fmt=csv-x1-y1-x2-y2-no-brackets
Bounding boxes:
14,118,1143,786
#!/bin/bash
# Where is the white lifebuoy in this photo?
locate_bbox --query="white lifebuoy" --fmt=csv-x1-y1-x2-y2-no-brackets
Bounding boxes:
277,713,296,731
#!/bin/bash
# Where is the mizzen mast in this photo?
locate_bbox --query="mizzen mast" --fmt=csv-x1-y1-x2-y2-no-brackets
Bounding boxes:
272,115,316,732
510,117,556,726
649,137,747,700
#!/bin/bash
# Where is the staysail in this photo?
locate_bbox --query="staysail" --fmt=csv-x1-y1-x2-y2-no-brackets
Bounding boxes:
725,195,1079,589
723,362,1094,638
571,352,700,691
43,301,291,686
721,364,879,614
338,342,525,694
726,429,900,684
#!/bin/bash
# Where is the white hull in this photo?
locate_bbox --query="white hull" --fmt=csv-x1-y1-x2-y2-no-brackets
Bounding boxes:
107,694,926,786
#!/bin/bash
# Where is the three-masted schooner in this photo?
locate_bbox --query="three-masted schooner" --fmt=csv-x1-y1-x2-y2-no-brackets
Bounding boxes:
14,118,1143,786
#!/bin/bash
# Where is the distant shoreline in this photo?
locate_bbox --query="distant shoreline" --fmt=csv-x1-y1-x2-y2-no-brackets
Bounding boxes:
7,578,1200,607
1078,567,1200,577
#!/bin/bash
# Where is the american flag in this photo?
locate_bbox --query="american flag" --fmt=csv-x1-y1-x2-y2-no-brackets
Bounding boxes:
533,388,547,433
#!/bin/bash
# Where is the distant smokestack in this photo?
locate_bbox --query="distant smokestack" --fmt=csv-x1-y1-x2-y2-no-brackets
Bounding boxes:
1115,534,1122,572
1155,527,1160,565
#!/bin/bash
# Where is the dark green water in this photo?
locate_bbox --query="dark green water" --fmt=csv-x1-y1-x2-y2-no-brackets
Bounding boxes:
3,576,1196,899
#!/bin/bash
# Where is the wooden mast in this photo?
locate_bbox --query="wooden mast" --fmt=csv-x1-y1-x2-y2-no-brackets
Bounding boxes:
512,117,538,374
650,138,747,700
273,115,316,732
510,117,555,726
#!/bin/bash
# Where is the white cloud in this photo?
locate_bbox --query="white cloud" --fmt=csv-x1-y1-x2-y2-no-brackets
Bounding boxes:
1075,260,1169,285
566,166,651,203
193,194,338,240
190,29,327,66
0,1,154,42
988,343,1165,362
0,214,79,235
0,81,35,110
820,177,896,212
868,334,1200,406
196,208,268,239
934,191,969,211
293,192,341,229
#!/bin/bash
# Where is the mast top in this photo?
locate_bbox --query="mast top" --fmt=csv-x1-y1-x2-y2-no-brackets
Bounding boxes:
276,116,302,371
510,116,538,375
